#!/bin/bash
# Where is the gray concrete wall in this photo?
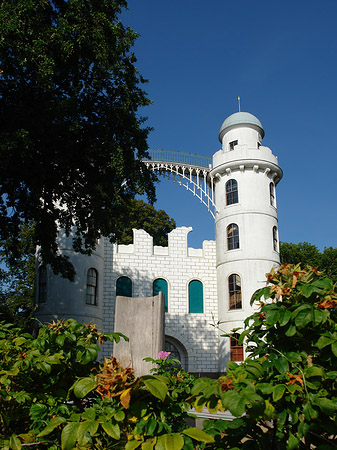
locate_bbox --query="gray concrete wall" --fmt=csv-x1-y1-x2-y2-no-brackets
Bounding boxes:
113,293,165,376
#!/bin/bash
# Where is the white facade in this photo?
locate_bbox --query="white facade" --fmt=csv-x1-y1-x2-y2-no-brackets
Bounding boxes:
35,111,282,376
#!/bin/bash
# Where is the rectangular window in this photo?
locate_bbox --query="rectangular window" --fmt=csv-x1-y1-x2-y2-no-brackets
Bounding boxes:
229,140,238,151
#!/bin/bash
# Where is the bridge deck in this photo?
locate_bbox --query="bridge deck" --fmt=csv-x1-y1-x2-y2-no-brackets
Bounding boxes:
143,149,213,169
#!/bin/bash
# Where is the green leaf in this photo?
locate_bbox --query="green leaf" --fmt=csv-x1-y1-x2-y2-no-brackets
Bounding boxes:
142,377,168,401
182,428,215,443
316,335,336,349
56,334,66,347
222,390,245,416
274,357,289,374
250,286,271,305
264,400,275,419
287,432,300,450
285,324,297,337
101,422,120,440
73,377,96,398
313,397,337,415
226,361,239,370
273,384,286,401
61,422,79,450
9,435,21,450
126,441,142,450
258,383,273,394
142,440,155,450
81,408,95,421
146,418,157,436
331,342,337,357
114,410,125,422
13,337,26,346
278,309,291,326
37,416,67,437
245,360,264,378
295,309,312,328
305,366,324,378
45,354,63,364
77,420,99,446
286,352,302,363
160,433,184,450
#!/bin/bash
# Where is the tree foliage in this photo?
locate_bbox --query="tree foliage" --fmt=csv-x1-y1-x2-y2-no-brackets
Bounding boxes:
0,319,212,449
0,223,35,331
117,199,176,246
280,242,337,283
0,0,156,278
2,265,337,449
194,264,337,449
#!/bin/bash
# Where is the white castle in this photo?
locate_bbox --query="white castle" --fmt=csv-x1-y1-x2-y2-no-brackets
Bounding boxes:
36,111,283,376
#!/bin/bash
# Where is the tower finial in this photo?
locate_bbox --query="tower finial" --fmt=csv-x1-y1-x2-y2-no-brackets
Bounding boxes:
238,96,241,112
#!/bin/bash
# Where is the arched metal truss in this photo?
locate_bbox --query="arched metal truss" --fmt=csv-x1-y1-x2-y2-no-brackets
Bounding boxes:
143,150,218,218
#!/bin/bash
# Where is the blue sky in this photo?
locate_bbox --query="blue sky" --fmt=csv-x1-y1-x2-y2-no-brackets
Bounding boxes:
123,0,337,250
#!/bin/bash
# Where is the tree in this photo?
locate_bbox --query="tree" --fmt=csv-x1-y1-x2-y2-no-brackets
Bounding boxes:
193,264,337,449
0,223,36,331
280,242,337,283
117,199,176,246
0,0,156,279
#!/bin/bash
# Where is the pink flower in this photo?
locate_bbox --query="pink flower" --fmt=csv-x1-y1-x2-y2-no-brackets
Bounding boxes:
158,351,171,360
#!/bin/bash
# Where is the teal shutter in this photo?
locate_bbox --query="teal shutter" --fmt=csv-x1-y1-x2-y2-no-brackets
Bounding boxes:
153,278,168,312
188,280,203,313
116,276,132,297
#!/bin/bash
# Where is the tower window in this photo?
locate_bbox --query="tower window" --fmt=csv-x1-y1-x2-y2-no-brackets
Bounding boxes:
86,268,98,305
153,278,168,312
188,280,203,313
230,333,244,361
226,179,238,205
229,274,242,309
38,266,47,304
273,226,278,252
270,182,275,207
227,224,239,250
116,276,132,297
229,140,238,151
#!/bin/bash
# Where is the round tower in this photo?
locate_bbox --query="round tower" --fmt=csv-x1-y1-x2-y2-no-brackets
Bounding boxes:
35,231,105,328
211,112,282,370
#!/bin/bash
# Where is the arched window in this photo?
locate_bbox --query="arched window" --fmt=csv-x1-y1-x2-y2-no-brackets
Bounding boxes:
165,336,188,370
86,268,98,305
188,280,203,313
226,179,238,205
273,226,278,252
227,224,239,250
38,266,47,303
116,276,132,297
270,182,275,207
230,333,244,361
153,278,168,312
229,274,242,309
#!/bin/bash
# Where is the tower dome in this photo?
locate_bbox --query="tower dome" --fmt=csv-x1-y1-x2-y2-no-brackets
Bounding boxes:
218,112,265,142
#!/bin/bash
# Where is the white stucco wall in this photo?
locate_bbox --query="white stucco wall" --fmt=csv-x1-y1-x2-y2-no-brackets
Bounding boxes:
102,227,219,374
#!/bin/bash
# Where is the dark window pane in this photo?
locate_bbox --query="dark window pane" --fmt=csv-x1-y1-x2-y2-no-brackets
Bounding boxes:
188,280,203,313
227,224,239,250
226,179,238,205
153,278,168,312
230,333,244,361
229,274,242,309
86,268,98,305
116,276,132,297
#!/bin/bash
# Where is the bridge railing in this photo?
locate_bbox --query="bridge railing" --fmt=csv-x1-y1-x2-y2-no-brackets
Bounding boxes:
144,149,213,169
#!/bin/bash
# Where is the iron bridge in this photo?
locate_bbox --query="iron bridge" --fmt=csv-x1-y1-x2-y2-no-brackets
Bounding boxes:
143,149,217,218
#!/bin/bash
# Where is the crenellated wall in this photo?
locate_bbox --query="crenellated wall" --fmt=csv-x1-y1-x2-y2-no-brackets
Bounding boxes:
102,227,219,374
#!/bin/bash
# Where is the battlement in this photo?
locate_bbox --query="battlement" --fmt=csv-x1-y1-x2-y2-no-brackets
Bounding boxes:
114,227,215,259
